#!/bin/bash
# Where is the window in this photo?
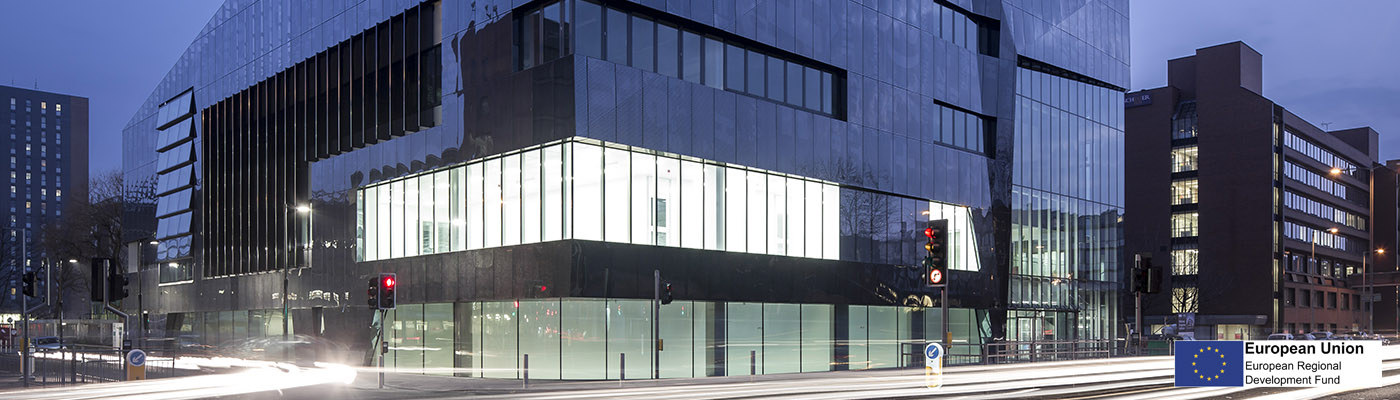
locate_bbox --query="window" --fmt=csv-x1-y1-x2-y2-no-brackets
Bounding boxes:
1171,146,1198,172
514,1,568,70
725,43,744,91
1171,212,1198,238
630,16,654,72
605,8,627,64
575,1,602,59
357,139,849,263
681,31,701,84
1171,249,1198,275
656,24,678,78
703,37,723,89
1171,179,1198,205
562,1,844,117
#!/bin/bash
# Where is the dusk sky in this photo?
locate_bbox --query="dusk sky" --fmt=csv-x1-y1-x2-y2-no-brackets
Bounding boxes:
1,1,1398,177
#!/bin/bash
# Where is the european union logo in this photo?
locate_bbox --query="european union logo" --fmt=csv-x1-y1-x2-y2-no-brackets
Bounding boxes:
1175,341,1243,387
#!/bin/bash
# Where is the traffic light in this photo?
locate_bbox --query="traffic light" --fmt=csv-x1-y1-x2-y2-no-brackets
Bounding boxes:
661,282,673,305
376,273,397,309
367,277,380,307
1132,254,1162,294
924,219,948,286
107,262,130,301
22,272,35,297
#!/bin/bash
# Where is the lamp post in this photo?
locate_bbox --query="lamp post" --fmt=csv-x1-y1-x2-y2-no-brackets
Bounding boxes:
283,204,310,348
1329,165,1391,336
6,227,31,386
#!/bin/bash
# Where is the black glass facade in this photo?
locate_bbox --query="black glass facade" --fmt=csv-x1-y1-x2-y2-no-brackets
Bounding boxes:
122,0,1128,377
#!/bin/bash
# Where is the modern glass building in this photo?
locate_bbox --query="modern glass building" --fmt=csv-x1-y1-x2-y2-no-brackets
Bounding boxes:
122,0,1128,378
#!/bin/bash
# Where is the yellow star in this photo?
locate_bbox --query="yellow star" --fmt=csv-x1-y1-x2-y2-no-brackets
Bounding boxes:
1220,370,1224,374
1207,377,1212,381
1194,354,1198,358
1194,369,1198,373
1200,375,1205,379
1214,349,1219,352
1192,362,1196,366
1220,354,1224,358
1222,362,1226,366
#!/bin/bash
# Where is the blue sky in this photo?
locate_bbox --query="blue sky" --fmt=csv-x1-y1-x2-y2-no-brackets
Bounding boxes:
0,1,1397,177
1132,0,1400,160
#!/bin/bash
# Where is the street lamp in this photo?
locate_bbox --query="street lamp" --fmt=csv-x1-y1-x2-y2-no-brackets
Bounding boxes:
283,204,311,349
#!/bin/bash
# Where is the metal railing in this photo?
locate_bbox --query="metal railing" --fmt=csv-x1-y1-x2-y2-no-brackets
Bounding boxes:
900,339,1153,367
0,345,192,386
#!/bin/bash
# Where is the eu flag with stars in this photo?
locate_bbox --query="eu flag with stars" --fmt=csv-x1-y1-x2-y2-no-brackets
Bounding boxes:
1175,341,1243,387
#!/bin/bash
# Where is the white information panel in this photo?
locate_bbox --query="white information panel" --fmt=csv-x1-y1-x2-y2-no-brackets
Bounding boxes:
1241,341,1380,387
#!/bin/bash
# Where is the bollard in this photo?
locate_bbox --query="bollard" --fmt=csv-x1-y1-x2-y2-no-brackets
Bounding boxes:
619,353,626,386
523,354,529,388
750,350,756,381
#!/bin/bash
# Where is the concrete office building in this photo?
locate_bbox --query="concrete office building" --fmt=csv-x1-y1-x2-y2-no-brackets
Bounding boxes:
1,85,88,312
122,0,1128,378
1125,42,1396,339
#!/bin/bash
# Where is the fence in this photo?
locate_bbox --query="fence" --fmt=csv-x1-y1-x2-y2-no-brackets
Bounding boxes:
0,345,192,387
901,339,1172,367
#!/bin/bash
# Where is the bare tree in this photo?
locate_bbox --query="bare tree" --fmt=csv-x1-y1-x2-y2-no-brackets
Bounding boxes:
36,171,127,319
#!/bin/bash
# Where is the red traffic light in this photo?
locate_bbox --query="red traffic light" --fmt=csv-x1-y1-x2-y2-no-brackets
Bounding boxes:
924,227,935,239
383,276,396,288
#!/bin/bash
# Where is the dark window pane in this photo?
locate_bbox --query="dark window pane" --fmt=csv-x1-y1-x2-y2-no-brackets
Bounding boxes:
821,71,833,113
703,37,723,89
786,61,802,105
516,11,538,69
747,50,765,97
576,1,603,59
631,16,654,71
542,3,562,61
940,106,953,144
767,56,784,102
682,31,701,83
657,24,679,78
804,67,820,110
605,9,627,64
725,43,745,91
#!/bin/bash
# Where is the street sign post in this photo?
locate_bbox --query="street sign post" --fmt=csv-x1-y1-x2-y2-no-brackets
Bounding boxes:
126,349,146,381
925,342,945,388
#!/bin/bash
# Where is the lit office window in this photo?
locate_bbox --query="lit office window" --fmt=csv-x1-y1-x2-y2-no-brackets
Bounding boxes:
356,139,846,262
1170,179,1198,205
1170,212,1198,238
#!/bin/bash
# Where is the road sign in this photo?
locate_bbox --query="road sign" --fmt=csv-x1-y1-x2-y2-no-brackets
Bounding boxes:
126,349,146,381
925,342,945,388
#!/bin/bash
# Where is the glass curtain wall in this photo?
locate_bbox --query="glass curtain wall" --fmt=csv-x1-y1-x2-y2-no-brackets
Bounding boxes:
1010,67,1124,341
409,300,984,380
358,139,842,262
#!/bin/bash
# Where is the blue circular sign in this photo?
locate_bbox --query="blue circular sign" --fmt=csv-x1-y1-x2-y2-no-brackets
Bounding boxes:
127,349,146,367
925,343,943,360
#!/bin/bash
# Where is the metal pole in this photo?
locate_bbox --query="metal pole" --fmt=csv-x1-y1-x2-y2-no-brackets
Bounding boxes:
1134,254,1142,354
283,207,290,353
619,353,625,385
378,309,385,389
21,229,29,387
942,285,950,351
522,353,529,388
652,269,660,380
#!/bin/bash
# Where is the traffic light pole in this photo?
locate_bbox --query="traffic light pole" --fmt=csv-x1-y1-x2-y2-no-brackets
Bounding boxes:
652,270,660,380
1133,254,1143,354
101,259,131,350
15,228,31,386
